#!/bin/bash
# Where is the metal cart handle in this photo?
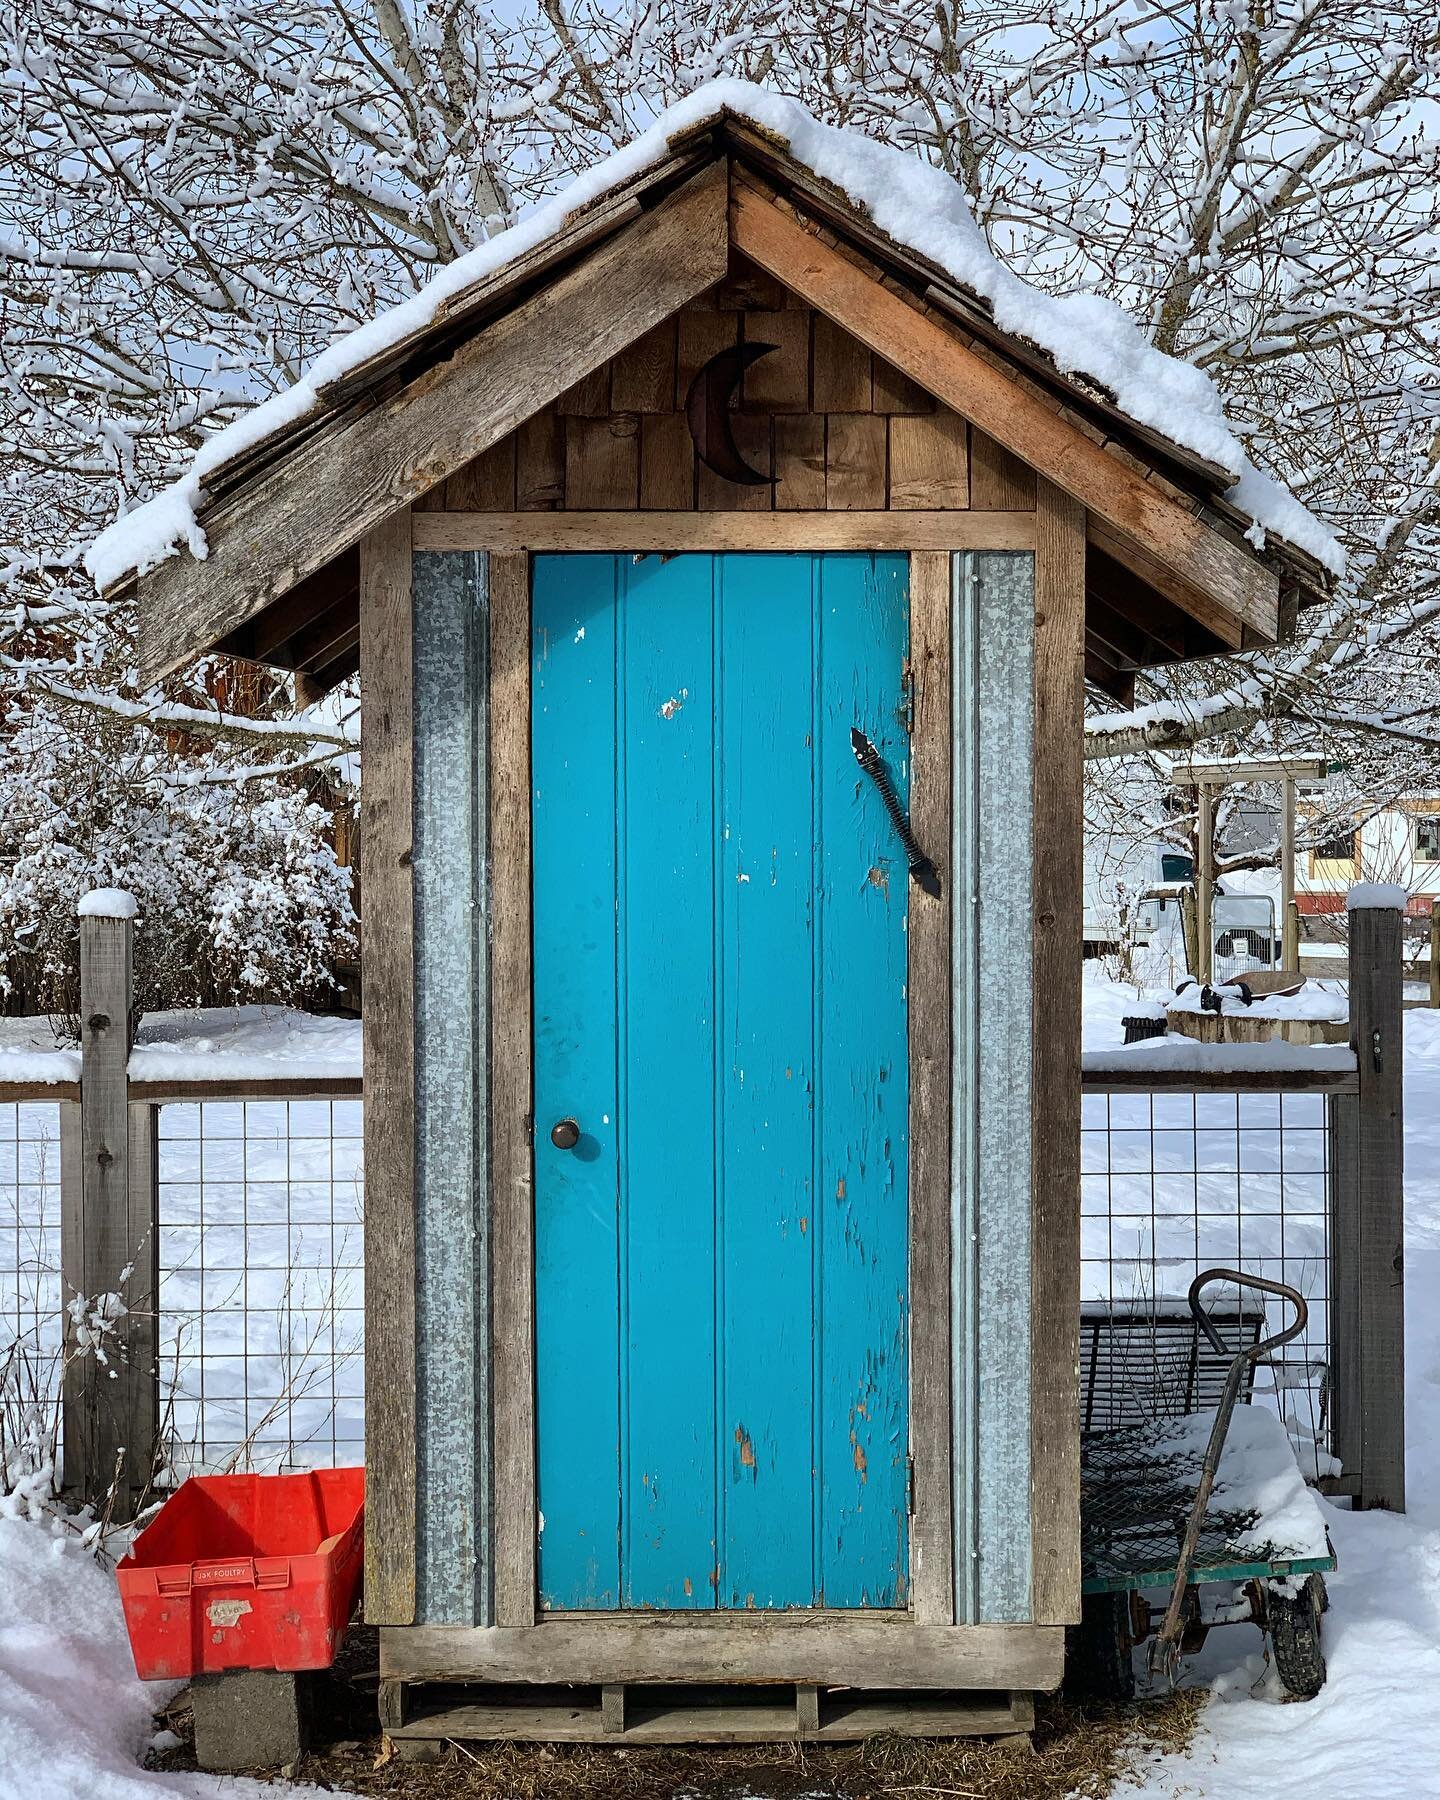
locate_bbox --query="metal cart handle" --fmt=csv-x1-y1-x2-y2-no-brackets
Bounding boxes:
1153,1268,1310,1679
1187,1267,1308,1362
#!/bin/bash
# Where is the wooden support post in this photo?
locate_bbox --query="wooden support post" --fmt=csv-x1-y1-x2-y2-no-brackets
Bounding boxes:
1430,906,1440,1010
1346,900,1406,1511
63,895,157,1510
1196,784,1214,983
1281,777,1299,970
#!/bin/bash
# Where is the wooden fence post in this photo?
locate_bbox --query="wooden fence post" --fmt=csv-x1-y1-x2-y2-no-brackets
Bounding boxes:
62,892,158,1511
1334,897,1406,1511
1429,905,1439,1010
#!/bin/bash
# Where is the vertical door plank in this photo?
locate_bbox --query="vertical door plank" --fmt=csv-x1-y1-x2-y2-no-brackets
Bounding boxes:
639,413,696,509
908,551,954,1623
773,416,826,510
531,555,623,1609
826,415,887,510
814,553,912,1607
1029,480,1085,1624
617,555,721,1607
890,410,969,510
555,366,610,416
360,507,417,1624
718,551,819,1605
566,415,641,508
490,551,537,1626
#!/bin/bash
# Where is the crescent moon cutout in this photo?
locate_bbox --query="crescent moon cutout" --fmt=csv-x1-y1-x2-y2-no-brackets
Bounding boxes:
684,343,777,486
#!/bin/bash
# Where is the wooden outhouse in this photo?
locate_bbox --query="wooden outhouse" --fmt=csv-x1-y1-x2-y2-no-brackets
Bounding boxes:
109,90,1331,1742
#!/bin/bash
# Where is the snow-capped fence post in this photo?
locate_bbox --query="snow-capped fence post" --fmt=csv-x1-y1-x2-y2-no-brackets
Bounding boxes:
1329,885,1406,1512
61,891,158,1511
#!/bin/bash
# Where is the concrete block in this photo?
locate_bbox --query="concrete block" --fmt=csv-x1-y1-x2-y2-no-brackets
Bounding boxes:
190,1669,310,1771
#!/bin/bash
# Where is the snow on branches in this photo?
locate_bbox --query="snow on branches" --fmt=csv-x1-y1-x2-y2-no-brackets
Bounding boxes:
0,0,1437,994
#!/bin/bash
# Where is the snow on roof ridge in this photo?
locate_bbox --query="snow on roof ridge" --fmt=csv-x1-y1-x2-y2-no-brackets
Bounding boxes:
84,79,1344,596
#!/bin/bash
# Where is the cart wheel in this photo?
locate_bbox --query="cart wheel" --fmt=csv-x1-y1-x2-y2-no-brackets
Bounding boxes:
1066,1591,1135,1702
1268,1575,1327,1699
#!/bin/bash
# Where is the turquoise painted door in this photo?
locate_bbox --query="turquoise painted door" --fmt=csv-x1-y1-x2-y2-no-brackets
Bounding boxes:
532,552,910,1612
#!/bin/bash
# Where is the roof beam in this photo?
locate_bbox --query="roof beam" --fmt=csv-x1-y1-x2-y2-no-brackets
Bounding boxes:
137,160,731,684
729,174,1278,649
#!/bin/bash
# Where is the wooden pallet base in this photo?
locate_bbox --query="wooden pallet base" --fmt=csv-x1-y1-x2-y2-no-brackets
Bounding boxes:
384,1681,1034,1747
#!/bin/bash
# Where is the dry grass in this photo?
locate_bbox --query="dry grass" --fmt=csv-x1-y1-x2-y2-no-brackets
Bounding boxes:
153,1672,1206,1800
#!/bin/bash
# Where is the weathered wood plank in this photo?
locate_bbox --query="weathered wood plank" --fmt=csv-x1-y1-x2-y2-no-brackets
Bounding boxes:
140,163,731,682
446,437,516,510
610,320,677,413
743,309,810,411
811,313,872,411
489,552,537,1626
565,414,640,508
1029,479,1085,1624
698,415,772,510
516,411,565,510
908,551,953,1625
1348,905,1406,1511
64,911,156,1508
890,410,968,509
639,413,696,509
360,509,417,1624
676,306,738,407
413,511,1036,551
824,415,887,509
731,180,1277,644
554,366,610,416
970,430,1036,510
772,416,826,509
380,1619,1065,1691
872,357,935,415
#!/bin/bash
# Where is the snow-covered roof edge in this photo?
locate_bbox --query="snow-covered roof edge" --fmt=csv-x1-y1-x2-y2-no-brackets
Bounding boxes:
86,80,1344,595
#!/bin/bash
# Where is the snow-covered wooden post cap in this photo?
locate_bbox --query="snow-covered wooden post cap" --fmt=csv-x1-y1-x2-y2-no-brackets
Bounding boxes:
78,887,139,921
1345,881,1409,912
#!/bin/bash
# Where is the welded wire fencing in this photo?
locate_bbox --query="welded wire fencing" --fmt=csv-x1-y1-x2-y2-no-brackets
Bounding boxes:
1081,1084,1333,1473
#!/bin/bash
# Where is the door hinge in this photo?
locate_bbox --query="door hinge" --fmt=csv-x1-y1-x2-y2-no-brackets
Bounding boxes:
901,663,916,735
907,1453,916,1517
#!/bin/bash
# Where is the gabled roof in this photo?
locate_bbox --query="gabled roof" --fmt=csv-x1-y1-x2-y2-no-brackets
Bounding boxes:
87,82,1341,692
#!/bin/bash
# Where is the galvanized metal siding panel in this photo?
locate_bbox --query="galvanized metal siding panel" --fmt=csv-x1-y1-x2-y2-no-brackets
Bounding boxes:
951,550,1034,1624
412,549,490,1625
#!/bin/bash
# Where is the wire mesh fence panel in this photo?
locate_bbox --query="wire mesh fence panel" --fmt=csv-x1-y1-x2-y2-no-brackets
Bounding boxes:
0,1102,65,1478
157,1098,363,1477
1081,1087,1332,1475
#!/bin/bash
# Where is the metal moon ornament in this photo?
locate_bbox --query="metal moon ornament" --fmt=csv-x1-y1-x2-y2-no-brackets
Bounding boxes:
684,343,777,486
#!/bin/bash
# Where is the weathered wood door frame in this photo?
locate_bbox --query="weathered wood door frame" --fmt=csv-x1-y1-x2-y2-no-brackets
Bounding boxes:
364,496,1081,1671
485,519,1017,1633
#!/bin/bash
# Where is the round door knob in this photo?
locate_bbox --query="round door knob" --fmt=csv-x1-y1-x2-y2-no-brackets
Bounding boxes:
550,1118,581,1150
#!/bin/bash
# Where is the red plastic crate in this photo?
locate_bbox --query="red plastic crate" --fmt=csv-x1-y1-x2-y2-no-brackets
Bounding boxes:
117,1467,364,1680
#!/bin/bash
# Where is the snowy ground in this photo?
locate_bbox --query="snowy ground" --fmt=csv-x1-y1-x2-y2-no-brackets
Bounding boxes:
3,979,1440,1797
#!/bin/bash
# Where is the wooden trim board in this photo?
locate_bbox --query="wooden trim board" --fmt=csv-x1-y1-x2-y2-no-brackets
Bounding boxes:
380,1619,1064,1691
413,512,1036,552
906,551,954,1623
361,510,419,1624
1029,480,1085,1625
488,552,537,1626
729,173,1277,647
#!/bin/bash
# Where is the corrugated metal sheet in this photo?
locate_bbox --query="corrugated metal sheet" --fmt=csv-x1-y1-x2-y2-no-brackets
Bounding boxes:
951,550,1035,1624
412,549,490,1625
